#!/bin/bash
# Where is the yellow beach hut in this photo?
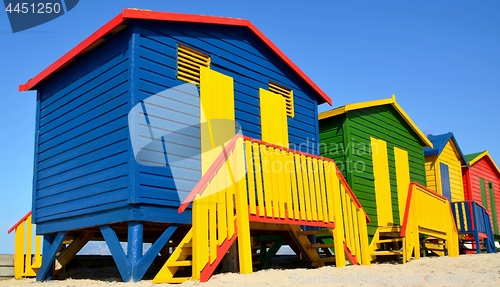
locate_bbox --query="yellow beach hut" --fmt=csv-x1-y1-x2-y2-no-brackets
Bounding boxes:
424,133,468,202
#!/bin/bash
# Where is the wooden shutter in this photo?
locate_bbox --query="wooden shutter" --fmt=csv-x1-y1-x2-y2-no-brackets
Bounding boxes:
177,45,210,85
268,82,294,118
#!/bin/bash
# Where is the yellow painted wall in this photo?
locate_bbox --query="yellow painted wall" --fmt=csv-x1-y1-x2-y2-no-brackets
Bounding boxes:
438,141,465,202
425,140,465,202
425,155,438,193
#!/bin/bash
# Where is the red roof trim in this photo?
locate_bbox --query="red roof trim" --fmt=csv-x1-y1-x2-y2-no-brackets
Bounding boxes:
19,9,331,105
7,211,32,234
19,13,124,92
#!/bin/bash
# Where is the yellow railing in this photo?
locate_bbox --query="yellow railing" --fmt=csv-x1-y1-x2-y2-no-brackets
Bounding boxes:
179,135,251,282
8,211,42,279
243,137,371,266
179,135,371,279
401,183,459,262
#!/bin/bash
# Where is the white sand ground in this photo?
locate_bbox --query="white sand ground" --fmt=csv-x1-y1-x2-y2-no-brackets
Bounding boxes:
1,253,500,287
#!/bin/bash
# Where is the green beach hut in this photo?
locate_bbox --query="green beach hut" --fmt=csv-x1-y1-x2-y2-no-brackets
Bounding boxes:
318,95,433,254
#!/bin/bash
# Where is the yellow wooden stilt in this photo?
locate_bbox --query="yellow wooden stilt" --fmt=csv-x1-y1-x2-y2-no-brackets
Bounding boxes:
234,138,252,274
14,222,25,279
328,162,346,267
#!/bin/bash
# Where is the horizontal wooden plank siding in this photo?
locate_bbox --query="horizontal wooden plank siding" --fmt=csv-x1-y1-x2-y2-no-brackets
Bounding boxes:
31,18,324,230
468,159,500,235
437,141,465,202
319,115,347,178
320,105,427,237
33,27,133,224
135,21,321,207
425,155,438,193
463,167,472,201
346,106,427,229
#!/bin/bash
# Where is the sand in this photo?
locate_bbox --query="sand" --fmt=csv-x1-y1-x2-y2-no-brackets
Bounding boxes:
1,253,500,287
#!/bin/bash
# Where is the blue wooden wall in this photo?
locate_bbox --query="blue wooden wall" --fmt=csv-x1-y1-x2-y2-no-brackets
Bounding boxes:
134,20,321,208
32,20,322,234
34,26,133,233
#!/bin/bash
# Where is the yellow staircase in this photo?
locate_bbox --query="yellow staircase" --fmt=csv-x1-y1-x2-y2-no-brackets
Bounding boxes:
153,228,193,283
369,183,459,264
424,239,446,256
288,226,329,267
288,227,344,267
369,226,405,260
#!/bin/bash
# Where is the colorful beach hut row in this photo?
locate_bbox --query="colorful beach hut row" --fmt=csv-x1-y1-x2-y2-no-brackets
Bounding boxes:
7,8,496,283
10,9,368,282
319,97,499,255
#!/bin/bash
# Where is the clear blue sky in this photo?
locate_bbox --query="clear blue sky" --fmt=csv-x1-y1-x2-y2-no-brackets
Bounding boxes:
0,1,499,253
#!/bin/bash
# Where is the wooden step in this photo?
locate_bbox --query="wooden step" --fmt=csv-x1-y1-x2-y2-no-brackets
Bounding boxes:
425,242,445,248
153,228,193,284
426,247,445,252
379,233,403,238
167,260,192,267
378,226,402,236
377,238,403,243
310,243,335,249
166,243,192,248
371,250,402,256
164,277,190,283
298,230,330,236
173,243,192,248
288,225,323,266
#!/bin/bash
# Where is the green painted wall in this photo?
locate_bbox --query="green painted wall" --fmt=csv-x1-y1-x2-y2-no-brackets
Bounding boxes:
319,105,427,237
319,114,347,179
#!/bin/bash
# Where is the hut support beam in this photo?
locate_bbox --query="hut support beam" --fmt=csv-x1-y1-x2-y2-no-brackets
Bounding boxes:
36,231,68,281
100,223,178,282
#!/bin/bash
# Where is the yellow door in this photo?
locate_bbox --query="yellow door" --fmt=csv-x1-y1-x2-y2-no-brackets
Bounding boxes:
394,147,410,221
259,88,289,147
197,67,253,276
370,137,393,226
200,66,235,173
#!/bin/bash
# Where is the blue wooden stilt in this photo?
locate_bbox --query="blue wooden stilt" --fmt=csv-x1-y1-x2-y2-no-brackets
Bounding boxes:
128,222,144,282
36,231,68,281
100,223,177,282
100,224,131,281
36,233,54,281
132,224,177,281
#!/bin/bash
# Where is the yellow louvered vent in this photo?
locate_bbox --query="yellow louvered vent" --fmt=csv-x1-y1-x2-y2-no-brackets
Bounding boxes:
269,82,294,118
177,44,211,85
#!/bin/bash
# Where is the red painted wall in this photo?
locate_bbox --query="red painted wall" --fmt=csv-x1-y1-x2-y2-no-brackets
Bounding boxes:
463,158,500,235
462,167,472,201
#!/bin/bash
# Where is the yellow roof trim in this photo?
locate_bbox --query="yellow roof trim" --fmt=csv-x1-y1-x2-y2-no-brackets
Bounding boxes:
468,151,500,176
319,95,433,148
